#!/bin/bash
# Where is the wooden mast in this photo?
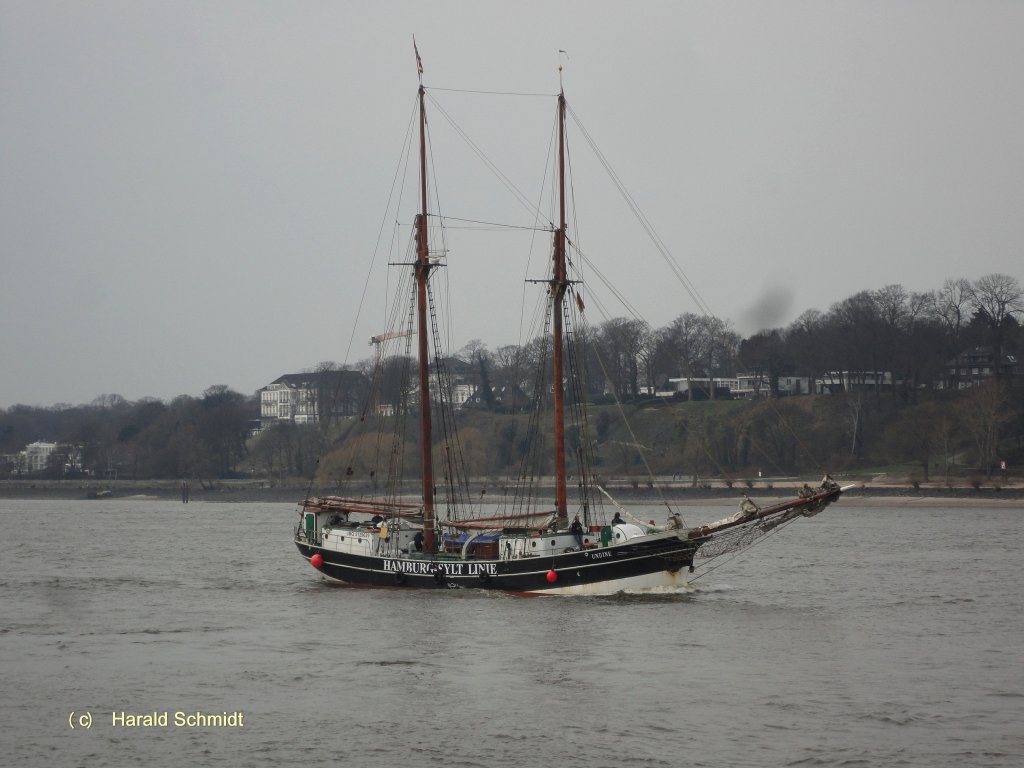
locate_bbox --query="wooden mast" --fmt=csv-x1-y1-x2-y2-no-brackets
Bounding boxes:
415,82,436,551
551,89,569,526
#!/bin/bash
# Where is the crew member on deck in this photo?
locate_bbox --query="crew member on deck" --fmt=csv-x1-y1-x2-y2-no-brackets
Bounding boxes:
570,515,585,548
612,512,624,526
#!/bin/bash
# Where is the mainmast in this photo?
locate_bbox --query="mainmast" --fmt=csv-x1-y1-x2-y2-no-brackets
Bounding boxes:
415,82,436,551
551,90,569,526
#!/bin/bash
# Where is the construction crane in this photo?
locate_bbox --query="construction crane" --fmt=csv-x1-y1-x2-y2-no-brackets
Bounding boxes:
370,330,414,365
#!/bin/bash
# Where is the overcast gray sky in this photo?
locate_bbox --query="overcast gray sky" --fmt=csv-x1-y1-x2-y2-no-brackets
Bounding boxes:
3,1,1022,408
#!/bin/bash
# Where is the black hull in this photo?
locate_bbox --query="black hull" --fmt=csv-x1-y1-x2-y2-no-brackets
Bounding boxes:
295,533,699,594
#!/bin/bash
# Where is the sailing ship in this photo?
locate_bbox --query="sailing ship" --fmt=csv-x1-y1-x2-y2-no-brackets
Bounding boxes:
294,49,843,594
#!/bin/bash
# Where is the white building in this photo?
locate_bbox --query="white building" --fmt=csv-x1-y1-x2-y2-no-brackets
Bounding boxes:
258,371,368,429
23,441,57,473
816,371,893,393
260,379,316,424
664,377,742,399
733,374,812,399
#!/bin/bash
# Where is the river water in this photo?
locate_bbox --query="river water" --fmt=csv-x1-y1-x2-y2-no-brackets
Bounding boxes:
1,497,1022,767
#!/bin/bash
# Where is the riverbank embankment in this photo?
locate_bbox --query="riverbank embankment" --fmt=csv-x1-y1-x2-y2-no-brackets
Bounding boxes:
2,477,1022,508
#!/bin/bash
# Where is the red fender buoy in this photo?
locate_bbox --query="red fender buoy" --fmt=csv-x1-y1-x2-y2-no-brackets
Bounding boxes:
310,553,324,569
546,569,557,583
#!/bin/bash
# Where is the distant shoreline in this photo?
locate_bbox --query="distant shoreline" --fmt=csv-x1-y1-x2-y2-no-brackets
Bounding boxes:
1,478,1021,508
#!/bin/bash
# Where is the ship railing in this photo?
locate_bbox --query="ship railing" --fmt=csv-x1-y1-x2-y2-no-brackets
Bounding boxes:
295,523,322,546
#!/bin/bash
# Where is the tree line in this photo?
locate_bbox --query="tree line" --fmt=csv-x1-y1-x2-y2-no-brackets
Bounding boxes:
0,387,254,485
358,274,1022,412
2,274,1022,483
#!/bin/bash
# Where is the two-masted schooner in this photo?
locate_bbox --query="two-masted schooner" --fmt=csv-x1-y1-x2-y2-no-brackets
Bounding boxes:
294,48,842,594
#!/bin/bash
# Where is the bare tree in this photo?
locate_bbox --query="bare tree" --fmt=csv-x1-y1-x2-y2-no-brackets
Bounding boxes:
786,309,825,391
636,323,659,395
934,278,973,345
739,329,788,397
958,382,1008,478
881,400,946,482
825,291,886,393
970,273,1024,381
697,315,740,399
596,317,648,398
664,312,708,399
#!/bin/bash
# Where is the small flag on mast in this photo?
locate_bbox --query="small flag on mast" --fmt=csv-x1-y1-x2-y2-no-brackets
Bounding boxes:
413,36,423,81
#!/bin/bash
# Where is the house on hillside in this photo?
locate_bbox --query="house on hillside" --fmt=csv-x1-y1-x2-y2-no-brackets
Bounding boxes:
733,374,812,399
663,377,741,399
815,371,893,394
462,384,530,411
257,370,368,430
431,357,478,407
940,346,1020,390
23,441,57,473
13,441,83,476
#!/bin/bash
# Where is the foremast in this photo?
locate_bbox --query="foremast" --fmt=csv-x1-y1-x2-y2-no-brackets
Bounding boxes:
551,90,569,528
415,81,436,552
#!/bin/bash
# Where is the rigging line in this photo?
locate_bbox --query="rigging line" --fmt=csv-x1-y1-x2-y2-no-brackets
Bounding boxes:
509,299,554,516
516,114,559,353
509,297,543,425
569,98,828,483
569,283,666,494
437,215,549,231
689,514,800,583
340,213,418,494
576,310,681,524
565,304,605,521
575,280,625,328
383,289,419,499
680,410,739,486
570,246,645,323
362,278,405,496
425,92,554,228
425,114,447,263
373,269,417,480
755,394,828,478
379,110,419,341
441,225,542,233
566,100,709,314
565,115,582,285
563,96,830,485
725,332,831,480
426,86,558,97
746,432,796,483
499,107,557,450
424,115,459,360
426,281,474,518
343,95,420,369
565,102,713,318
